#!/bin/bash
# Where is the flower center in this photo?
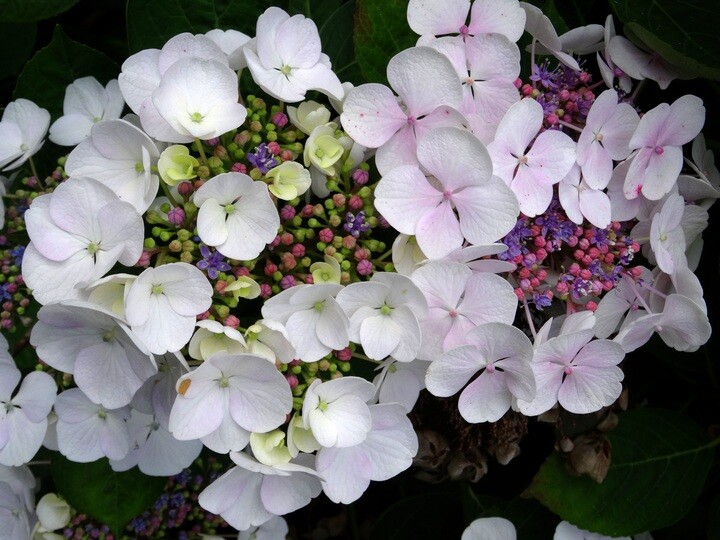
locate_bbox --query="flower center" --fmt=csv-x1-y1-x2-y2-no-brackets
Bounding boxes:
225,203,235,215
280,64,292,76
87,241,100,255
380,304,392,315
448,309,458,318
152,284,164,295
654,146,664,155
190,112,204,123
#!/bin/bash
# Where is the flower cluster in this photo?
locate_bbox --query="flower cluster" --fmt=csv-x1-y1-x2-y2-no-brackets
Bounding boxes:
0,0,715,537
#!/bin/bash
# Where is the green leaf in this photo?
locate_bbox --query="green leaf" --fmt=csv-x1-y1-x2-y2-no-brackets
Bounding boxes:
371,490,466,539
319,1,363,84
126,0,275,53
526,408,718,536
0,0,79,23
354,0,416,85
610,0,720,80
51,453,167,536
504,497,558,540
13,26,119,119
0,22,36,80
288,0,342,28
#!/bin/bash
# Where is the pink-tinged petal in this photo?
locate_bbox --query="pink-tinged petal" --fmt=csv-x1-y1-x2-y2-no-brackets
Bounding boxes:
49,178,115,240
629,102,669,150
374,165,443,234
469,0,526,41
415,199,463,258
340,83,407,148
459,370,512,423
460,273,518,326
426,345,485,397
454,180,520,244
623,148,652,200
288,63,344,101
657,294,711,352
579,187,611,229
491,98,543,158
387,47,462,117
558,180,582,225
118,49,161,113
199,467,271,530
558,364,623,414
24,196,86,262
526,129,576,185
577,137,612,190
521,2,561,50
658,95,705,147
608,160,641,220
510,168,554,217
573,339,625,368
407,0,470,36
374,126,421,176
416,127,492,191
600,103,639,160
608,36,680,90
363,404,417,481
516,361,564,416
466,33,521,81
613,313,661,353
316,446,371,504
424,35,468,78
640,146,683,200
411,260,469,314
261,472,321,515
469,79,520,125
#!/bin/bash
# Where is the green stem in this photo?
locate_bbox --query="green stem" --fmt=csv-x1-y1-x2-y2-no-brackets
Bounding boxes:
194,138,208,165
160,181,181,208
28,157,43,189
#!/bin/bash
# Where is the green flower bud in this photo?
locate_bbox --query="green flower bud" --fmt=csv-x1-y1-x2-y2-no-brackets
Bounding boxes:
158,145,199,186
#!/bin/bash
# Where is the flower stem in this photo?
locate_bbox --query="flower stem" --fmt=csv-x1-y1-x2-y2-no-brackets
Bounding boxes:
522,295,537,340
28,157,44,189
194,138,208,165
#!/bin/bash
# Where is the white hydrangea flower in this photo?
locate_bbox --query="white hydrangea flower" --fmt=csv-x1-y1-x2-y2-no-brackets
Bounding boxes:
124,262,213,354
0,99,50,171
49,77,125,146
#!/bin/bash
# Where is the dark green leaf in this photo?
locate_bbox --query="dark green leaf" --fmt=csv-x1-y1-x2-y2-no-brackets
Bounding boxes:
51,453,167,536
611,0,720,80
0,22,36,80
504,497,558,540
319,1,363,84
13,26,119,119
371,490,465,539
0,0,79,23
126,0,275,53
525,408,718,536
288,0,342,28
525,0,569,35
354,0,416,85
